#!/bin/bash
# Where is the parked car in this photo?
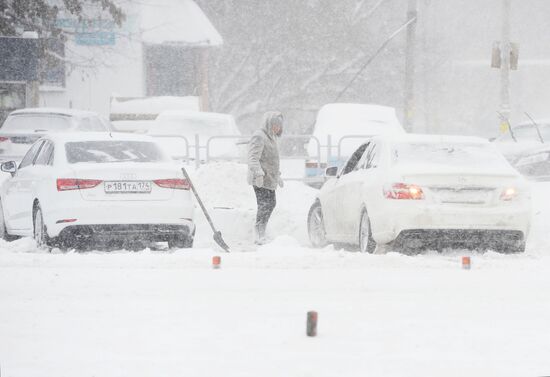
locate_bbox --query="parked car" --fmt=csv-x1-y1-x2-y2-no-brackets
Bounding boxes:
0,108,112,162
0,132,194,249
304,103,405,187
308,134,531,253
512,145,550,181
109,95,200,133
147,110,243,161
492,119,550,162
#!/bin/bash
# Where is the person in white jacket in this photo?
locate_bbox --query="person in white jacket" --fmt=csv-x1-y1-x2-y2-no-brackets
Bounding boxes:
247,111,284,244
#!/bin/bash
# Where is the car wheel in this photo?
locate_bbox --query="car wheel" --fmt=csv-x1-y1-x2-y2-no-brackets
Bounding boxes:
359,209,376,253
33,204,51,250
502,240,526,254
0,199,19,242
308,201,328,248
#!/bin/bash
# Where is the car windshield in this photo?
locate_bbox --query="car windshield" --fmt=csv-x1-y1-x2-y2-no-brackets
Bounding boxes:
1,115,72,132
393,142,509,168
498,124,550,142
65,141,165,163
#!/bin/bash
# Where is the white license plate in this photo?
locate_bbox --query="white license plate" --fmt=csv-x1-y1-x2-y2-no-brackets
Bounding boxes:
438,190,488,204
104,181,152,193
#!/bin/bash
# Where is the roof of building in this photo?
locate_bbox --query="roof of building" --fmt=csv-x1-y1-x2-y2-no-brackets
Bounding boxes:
140,0,223,46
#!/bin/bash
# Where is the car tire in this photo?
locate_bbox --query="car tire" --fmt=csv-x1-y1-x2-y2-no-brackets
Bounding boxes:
0,199,19,242
502,240,526,254
33,204,52,250
168,234,194,249
359,209,376,253
307,201,328,248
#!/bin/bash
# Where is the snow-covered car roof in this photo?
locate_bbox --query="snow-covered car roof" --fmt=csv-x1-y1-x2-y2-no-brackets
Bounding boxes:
151,110,240,136
9,107,101,119
156,110,235,123
313,103,405,137
377,133,490,145
43,132,157,144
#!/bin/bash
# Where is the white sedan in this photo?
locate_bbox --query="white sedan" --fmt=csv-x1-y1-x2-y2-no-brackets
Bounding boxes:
0,133,194,249
308,134,531,253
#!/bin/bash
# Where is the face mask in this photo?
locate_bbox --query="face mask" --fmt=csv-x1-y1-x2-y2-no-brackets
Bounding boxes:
271,115,283,137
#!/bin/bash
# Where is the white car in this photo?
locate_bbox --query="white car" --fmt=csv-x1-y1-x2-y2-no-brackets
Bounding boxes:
0,108,112,162
147,110,242,161
0,133,194,249
308,134,531,253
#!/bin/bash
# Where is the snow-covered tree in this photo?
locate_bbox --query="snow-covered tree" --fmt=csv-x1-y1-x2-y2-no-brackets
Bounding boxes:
197,0,407,135
0,0,124,37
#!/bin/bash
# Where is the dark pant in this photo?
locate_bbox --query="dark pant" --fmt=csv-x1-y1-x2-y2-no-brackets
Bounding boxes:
253,186,276,238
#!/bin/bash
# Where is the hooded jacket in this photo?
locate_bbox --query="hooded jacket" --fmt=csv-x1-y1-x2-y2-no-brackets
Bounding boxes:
247,111,282,190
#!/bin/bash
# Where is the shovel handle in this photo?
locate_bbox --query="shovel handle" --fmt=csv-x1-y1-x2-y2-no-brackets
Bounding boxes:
181,167,217,233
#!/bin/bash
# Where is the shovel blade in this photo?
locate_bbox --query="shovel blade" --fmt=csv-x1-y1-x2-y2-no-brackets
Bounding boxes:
213,231,230,252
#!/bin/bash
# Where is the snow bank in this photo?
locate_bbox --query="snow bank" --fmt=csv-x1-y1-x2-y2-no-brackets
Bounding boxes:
190,162,317,249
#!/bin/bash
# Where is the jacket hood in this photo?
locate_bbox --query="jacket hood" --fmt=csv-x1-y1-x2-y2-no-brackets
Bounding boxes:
262,111,284,138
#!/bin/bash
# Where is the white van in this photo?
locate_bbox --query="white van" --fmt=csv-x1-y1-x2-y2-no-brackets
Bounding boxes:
305,103,405,186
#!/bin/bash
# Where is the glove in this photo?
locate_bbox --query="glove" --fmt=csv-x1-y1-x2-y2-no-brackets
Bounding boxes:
278,176,284,188
254,175,264,187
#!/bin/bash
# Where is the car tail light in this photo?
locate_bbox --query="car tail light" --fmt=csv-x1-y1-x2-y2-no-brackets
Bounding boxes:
500,187,517,201
56,219,77,224
57,178,103,191
383,183,424,200
0,137,9,142
153,178,190,190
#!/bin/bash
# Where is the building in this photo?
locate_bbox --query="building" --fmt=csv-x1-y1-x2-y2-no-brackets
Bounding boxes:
38,0,222,117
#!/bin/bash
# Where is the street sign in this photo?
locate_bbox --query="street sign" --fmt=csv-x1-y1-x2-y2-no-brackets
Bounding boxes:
57,18,116,46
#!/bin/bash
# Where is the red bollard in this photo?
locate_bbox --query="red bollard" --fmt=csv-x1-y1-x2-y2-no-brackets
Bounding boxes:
306,311,318,337
212,256,221,269
462,256,471,270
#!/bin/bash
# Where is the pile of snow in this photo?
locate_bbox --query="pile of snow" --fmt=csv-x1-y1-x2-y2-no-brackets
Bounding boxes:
190,162,318,249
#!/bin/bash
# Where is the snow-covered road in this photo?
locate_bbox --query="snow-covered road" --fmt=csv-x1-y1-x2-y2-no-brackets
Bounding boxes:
1,163,550,376
1,243,550,376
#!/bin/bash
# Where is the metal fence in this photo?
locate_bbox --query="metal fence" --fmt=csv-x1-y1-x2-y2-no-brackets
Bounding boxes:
149,133,373,181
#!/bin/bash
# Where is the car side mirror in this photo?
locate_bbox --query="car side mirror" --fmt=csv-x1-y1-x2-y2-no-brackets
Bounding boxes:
1,161,17,176
325,166,338,177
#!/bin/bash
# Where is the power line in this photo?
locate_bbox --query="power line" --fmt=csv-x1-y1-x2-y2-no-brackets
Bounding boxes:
333,16,417,102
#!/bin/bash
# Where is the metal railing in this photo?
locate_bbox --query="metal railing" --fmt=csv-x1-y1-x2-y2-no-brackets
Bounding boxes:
150,133,373,181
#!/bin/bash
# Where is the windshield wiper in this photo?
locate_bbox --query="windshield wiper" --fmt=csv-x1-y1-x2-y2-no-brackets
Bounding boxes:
524,112,545,143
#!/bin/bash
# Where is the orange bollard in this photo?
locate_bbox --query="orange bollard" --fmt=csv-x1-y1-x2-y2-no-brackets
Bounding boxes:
306,311,318,337
212,256,221,269
462,256,471,270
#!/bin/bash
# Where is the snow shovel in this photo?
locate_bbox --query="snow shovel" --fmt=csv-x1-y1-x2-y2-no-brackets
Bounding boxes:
181,167,230,252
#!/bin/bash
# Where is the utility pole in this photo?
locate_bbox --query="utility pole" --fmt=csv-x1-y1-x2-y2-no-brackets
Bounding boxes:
404,0,417,132
500,0,511,123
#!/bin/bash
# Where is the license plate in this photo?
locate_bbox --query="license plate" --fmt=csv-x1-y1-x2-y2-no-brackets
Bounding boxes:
104,181,152,193
438,190,488,204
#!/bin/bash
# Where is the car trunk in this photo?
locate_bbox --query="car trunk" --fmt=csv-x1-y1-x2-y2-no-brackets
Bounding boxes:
399,166,519,205
71,163,183,201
